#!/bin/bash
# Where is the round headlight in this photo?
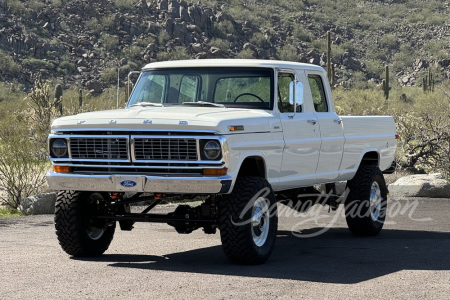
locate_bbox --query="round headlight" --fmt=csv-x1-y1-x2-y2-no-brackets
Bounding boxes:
203,140,221,160
51,139,68,158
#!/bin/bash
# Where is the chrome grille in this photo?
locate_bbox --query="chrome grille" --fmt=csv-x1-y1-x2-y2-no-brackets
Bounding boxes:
70,138,129,160
134,138,197,161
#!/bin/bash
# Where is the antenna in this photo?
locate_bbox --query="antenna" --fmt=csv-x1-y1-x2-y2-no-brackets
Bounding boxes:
116,68,120,109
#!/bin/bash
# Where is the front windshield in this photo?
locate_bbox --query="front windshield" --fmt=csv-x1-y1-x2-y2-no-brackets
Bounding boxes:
127,67,274,109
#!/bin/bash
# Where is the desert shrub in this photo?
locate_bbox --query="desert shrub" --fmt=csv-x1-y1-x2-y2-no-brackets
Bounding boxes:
423,40,449,60
293,27,311,42
379,34,399,51
158,30,170,45
236,48,255,59
6,0,27,16
27,77,60,158
209,38,229,51
0,120,48,209
101,67,118,85
365,59,384,79
57,60,76,75
0,50,21,76
250,32,271,49
392,44,415,73
277,44,298,61
100,33,120,52
22,58,54,70
156,47,190,61
114,0,135,9
333,81,450,179
100,15,116,31
123,45,143,62
135,36,156,47
61,86,118,115
213,20,235,38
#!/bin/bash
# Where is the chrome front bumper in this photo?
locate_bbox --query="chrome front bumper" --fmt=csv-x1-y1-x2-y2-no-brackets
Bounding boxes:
46,172,233,194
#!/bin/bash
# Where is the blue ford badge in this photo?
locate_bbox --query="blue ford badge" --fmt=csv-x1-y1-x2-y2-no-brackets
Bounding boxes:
120,180,137,187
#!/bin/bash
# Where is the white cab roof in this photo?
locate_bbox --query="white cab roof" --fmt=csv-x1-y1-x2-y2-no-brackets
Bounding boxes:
142,59,325,72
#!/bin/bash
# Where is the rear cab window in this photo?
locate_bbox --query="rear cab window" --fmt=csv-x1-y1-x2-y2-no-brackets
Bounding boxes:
308,75,328,113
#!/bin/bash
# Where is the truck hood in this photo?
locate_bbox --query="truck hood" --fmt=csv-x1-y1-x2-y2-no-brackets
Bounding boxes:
51,106,280,134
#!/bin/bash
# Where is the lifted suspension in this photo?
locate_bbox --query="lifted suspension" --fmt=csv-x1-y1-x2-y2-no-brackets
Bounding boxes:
97,193,219,234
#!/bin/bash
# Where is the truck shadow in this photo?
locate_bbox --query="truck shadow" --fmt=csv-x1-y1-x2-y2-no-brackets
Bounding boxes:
76,228,450,284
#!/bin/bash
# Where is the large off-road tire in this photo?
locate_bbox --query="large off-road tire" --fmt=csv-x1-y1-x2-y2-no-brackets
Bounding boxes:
219,176,278,265
55,190,115,257
345,165,388,236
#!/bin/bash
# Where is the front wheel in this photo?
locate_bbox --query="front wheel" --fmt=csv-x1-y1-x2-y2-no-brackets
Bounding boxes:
218,177,278,265
55,191,115,256
345,165,388,236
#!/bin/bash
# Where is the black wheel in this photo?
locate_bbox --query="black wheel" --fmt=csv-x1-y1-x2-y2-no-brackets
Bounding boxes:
345,165,388,236
233,93,265,103
55,190,115,256
219,176,277,265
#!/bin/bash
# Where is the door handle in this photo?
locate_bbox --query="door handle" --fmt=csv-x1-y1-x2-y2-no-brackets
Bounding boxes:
307,119,317,125
334,119,342,124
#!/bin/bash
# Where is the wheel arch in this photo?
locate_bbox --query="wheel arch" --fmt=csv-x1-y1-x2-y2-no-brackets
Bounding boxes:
358,150,380,167
237,155,267,179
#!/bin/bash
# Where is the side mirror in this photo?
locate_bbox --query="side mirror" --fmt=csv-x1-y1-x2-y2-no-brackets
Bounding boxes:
289,81,295,105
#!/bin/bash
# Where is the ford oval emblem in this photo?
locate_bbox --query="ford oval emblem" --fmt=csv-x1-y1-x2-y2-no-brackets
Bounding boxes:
120,180,137,188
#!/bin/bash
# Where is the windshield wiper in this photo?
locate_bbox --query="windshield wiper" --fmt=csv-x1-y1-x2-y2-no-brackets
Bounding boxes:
130,102,164,107
182,101,226,108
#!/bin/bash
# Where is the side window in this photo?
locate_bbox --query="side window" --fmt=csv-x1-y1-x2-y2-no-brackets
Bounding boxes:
278,73,295,113
179,75,200,102
308,75,328,112
278,73,302,113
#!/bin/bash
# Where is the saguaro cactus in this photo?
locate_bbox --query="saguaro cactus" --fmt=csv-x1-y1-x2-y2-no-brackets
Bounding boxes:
54,84,63,115
382,65,389,100
423,68,434,93
331,63,336,86
326,31,332,82
78,89,83,107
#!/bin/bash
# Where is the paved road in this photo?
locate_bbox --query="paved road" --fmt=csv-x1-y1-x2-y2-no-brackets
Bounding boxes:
1,198,449,299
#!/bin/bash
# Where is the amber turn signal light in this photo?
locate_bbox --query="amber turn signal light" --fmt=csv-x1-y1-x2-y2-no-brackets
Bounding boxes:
203,168,228,176
53,166,71,173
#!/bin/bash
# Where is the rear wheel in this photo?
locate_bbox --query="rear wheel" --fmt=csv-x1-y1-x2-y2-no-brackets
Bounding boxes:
345,165,388,236
55,191,115,256
219,176,278,265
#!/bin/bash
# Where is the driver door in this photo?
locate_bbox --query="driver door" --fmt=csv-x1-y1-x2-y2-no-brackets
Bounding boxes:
278,70,321,189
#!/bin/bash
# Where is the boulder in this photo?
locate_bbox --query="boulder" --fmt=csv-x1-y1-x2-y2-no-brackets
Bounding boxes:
389,173,450,198
19,193,57,215
86,80,103,93
191,43,202,53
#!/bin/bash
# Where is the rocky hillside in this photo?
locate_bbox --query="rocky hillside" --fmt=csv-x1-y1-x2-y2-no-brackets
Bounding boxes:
0,0,448,92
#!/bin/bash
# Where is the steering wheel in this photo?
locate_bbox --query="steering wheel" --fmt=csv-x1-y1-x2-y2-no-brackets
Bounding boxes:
233,93,265,103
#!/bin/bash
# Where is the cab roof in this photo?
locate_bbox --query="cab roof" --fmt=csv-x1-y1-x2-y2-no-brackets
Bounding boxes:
142,59,325,72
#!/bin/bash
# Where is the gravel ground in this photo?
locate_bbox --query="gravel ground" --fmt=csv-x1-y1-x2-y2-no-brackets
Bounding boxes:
0,197,449,299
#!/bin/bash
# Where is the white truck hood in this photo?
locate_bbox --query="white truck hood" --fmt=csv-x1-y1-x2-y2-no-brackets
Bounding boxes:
51,106,278,134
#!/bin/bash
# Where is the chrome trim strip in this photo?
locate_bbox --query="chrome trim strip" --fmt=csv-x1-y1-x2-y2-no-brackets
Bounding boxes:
130,135,223,140
50,163,224,170
46,172,232,194
131,137,136,162
196,139,201,161
50,159,132,163
50,159,223,164
49,134,131,139
51,128,221,134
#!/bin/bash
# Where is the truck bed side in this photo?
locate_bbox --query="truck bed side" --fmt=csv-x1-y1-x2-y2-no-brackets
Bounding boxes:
339,116,397,181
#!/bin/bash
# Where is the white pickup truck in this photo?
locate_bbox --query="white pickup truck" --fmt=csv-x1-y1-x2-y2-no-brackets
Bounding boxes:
47,59,397,264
